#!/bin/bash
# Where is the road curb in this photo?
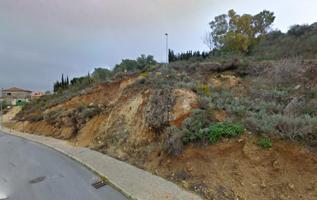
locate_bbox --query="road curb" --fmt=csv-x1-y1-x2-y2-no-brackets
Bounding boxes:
0,127,202,200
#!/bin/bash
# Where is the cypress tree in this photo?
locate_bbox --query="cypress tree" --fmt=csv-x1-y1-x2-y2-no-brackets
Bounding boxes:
61,74,65,88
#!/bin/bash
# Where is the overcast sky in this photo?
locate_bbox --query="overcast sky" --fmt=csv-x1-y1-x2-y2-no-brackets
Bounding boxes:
1,0,317,91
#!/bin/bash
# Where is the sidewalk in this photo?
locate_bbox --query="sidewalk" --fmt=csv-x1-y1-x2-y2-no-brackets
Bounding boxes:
0,127,202,200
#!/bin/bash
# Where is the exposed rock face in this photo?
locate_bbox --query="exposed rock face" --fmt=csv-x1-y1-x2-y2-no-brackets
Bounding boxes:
10,77,199,165
170,89,198,127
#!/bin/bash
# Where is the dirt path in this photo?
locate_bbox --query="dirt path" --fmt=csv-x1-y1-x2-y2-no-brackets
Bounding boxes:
2,106,21,123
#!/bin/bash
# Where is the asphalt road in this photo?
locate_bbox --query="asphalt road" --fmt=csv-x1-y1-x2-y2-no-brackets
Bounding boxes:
0,131,128,200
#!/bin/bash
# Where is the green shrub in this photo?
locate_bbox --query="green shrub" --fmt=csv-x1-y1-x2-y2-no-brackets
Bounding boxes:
210,88,250,118
163,126,184,156
206,122,244,143
145,88,176,132
181,109,211,143
246,112,317,142
258,137,273,149
245,111,277,134
183,121,244,144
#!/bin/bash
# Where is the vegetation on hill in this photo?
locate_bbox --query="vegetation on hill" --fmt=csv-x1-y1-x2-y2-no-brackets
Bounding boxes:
12,57,317,200
170,10,317,62
17,8,317,150
207,9,275,54
252,23,317,59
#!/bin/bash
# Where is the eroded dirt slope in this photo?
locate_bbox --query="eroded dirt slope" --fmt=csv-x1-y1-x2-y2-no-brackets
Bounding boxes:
146,134,317,200
6,67,317,200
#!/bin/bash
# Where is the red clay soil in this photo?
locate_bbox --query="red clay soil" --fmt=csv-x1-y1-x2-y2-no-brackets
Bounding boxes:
145,134,317,200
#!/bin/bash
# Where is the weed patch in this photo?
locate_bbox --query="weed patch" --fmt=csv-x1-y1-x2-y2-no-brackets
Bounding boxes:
205,122,244,143
258,137,273,149
183,121,244,144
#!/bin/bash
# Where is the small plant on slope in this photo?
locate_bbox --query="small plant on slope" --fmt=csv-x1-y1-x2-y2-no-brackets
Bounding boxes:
259,137,273,149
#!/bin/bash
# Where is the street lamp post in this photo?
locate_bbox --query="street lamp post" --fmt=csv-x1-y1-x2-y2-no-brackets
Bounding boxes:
165,33,169,67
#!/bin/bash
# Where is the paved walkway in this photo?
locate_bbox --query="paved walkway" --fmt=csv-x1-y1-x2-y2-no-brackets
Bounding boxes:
0,127,202,200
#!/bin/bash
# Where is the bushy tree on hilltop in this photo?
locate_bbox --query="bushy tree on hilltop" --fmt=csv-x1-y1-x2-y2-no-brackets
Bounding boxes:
208,9,275,54
114,54,157,73
92,68,112,82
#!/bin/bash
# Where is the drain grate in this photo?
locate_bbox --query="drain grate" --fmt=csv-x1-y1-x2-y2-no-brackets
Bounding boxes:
92,180,107,189
29,176,46,184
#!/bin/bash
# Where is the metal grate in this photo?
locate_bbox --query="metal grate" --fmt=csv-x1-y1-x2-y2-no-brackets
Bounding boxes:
92,180,107,189
29,176,46,184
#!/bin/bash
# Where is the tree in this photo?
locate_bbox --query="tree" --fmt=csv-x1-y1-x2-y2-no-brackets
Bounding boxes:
253,10,276,37
203,32,214,51
114,55,157,73
209,14,228,49
114,59,139,73
168,49,210,62
61,74,65,87
168,49,177,62
288,24,311,37
136,54,157,70
208,9,275,54
92,68,112,82
224,31,251,53
53,74,70,92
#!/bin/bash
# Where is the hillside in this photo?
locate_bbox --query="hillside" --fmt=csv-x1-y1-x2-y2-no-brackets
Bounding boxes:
5,58,317,200
252,23,317,59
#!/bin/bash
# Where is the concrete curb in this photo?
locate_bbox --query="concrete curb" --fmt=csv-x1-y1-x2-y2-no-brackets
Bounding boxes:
0,127,202,200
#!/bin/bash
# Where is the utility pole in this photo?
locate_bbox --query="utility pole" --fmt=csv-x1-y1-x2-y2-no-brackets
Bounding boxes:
165,33,169,67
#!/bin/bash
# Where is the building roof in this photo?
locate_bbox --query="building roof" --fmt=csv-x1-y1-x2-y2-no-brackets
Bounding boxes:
3,87,32,93
32,92,45,96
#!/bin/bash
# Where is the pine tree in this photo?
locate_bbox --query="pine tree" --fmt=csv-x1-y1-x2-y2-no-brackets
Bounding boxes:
87,72,91,84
